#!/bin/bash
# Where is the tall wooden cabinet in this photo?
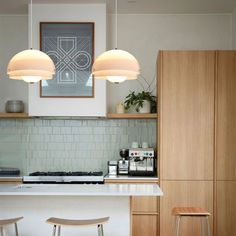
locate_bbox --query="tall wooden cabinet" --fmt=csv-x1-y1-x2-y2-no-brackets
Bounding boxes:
158,51,215,180
157,50,236,236
215,51,236,236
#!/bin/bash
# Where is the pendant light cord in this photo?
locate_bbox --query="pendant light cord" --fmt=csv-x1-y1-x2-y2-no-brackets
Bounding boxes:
30,0,33,49
115,0,118,49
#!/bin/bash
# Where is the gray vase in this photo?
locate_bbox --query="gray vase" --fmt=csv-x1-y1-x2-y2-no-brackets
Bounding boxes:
5,100,24,113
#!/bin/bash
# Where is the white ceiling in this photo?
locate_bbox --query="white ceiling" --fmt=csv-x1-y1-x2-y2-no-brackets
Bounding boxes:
0,0,235,15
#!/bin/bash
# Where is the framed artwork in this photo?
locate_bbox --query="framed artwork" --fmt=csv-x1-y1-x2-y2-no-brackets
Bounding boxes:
40,22,94,98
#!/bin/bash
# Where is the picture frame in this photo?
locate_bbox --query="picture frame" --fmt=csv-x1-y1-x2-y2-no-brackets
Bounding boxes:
40,22,94,98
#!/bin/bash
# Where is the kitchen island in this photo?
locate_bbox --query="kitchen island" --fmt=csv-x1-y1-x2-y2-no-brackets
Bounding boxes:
0,184,163,236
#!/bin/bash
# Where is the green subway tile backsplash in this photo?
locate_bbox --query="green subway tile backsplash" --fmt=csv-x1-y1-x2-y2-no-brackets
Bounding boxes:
0,119,156,175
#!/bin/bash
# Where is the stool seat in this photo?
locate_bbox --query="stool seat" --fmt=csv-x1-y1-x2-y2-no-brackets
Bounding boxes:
46,216,109,236
46,217,109,227
0,217,23,236
0,217,23,227
172,207,211,216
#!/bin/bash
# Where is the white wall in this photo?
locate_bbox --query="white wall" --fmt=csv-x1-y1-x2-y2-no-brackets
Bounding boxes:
0,15,28,112
0,12,233,113
107,14,232,112
233,8,236,49
28,4,107,116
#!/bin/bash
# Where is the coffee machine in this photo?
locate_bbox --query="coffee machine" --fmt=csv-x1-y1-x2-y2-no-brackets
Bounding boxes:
129,148,156,176
118,149,129,175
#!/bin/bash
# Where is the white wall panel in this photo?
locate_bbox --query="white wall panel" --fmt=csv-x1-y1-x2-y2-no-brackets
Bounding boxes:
0,16,28,112
28,4,107,116
107,14,232,112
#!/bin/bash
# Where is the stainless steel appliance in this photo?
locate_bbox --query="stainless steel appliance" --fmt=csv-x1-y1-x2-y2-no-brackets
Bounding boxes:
118,148,129,175
108,161,118,176
23,171,104,184
129,148,156,176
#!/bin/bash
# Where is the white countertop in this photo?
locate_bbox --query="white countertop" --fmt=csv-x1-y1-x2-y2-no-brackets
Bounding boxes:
0,183,163,196
104,174,158,181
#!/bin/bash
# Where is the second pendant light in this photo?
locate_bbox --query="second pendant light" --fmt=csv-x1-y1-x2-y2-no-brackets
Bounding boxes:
92,0,140,83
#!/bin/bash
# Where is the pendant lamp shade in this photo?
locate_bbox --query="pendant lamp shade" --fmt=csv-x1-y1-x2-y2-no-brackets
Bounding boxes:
7,49,55,83
92,49,140,83
7,0,55,83
92,0,140,83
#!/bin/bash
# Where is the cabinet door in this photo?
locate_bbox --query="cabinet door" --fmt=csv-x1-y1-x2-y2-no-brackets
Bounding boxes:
132,214,158,236
216,51,236,180
216,181,236,236
160,180,213,236
132,196,159,213
158,51,215,180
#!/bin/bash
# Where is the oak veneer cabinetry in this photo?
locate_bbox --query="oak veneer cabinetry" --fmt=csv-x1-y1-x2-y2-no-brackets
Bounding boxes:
158,51,215,236
160,181,213,236
131,196,159,236
159,51,215,180
105,179,159,236
158,51,236,236
0,178,22,185
215,51,236,236
216,51,236,180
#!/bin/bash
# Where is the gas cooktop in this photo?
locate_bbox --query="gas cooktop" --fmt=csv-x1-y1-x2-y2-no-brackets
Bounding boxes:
23,171,104,184
29,171,103,176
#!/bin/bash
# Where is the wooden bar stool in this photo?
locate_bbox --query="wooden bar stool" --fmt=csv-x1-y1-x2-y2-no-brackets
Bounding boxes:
0,217,23,236
172,207,211,236
46,216,109,236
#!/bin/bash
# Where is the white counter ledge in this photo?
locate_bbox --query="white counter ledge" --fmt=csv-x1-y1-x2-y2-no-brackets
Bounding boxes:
104,174,159,181
0,183,163,196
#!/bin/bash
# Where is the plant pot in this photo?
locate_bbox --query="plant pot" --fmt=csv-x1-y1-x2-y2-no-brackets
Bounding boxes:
138,100,151,113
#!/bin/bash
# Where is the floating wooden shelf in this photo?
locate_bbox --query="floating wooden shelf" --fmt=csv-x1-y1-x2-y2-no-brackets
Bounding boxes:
0,112,30,119
0,113,157,119
106,113,157,119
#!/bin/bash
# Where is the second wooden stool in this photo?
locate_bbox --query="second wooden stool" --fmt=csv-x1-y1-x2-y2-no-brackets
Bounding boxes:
46,216,109,236
172,207,211,236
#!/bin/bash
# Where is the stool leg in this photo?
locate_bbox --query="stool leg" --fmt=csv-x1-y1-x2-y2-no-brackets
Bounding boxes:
175,216,181,236
14,223,19,236
57,226,61,236
52,225,56,236
0,227,3,236
201,217,205,236
97,224,104,236
206,216,211,236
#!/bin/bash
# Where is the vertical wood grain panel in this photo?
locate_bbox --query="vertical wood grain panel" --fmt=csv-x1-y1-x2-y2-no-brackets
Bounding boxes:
160,180,213,236
159,51,215,180
132,214,158,236
215,51,236,236
216,181,236,236
132,196,159,213
216,51,236,180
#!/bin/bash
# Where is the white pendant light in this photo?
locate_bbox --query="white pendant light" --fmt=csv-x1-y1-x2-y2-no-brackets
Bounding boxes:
7,0,55,83
92,0,140,83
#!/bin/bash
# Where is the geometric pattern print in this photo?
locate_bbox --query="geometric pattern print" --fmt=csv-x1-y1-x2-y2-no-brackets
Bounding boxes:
46,36,92,84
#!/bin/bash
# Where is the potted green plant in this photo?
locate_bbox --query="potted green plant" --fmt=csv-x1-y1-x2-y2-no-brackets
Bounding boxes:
124,91,157,113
